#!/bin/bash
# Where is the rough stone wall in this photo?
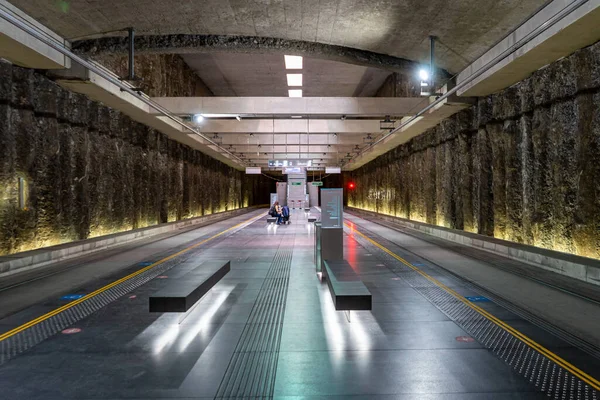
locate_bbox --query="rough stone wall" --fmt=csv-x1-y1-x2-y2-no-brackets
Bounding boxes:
348,40,600,260
0,61,269,256
375,72,420,98
93,53,213,97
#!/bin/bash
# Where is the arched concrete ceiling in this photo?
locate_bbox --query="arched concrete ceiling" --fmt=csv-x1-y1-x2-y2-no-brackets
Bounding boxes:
7,0,548,73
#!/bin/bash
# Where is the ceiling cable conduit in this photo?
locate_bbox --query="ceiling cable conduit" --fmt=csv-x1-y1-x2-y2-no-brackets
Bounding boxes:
344,0,588,168
0,8,245,166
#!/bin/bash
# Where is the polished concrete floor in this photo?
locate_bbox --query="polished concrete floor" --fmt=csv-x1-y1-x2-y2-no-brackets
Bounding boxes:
0,208,598,399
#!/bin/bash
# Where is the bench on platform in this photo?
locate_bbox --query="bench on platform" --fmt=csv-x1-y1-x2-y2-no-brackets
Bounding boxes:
267,217,277,223
149,260,230,312
323,260,372,310
304,207,311,212
308,216,317,222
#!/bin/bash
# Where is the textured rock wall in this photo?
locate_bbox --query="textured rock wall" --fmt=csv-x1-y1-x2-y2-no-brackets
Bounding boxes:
93,53,213,97
0,61,271,256
376,72,420,98
348,41,600,260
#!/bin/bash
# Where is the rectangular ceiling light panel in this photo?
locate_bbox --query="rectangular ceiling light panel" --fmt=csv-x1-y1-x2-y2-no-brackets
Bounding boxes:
288,89,303,98
284,55,303,69
287,73,303,87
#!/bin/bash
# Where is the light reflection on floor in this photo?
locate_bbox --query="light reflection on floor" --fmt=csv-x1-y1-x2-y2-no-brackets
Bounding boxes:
147,286,234,356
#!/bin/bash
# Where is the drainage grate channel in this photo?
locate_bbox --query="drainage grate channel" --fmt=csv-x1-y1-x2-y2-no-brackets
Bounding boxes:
215,242,293,399
0,217,257,366
346,225,600,400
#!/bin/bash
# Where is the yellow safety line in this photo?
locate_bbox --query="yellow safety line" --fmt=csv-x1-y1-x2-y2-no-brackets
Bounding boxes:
346,222,600,391
0,212,263,342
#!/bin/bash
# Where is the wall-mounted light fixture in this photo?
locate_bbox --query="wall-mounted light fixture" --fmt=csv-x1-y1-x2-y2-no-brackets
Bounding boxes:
380,116,395,131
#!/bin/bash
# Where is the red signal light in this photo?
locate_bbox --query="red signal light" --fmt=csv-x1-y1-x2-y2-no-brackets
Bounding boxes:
348,182,355,189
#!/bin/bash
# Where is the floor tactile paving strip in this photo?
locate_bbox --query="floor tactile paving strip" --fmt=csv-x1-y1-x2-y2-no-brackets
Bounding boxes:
347,225,600,400
215,239,294,400
0,218,257,366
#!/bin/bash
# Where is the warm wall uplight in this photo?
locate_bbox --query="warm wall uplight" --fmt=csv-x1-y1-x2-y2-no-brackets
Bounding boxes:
287,73,303,87
284,55,303,69
288,89,302,98
18,177,28,210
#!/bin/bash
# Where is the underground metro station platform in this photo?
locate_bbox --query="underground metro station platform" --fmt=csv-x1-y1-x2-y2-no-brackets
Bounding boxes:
0,207,599,399
2,0,600,398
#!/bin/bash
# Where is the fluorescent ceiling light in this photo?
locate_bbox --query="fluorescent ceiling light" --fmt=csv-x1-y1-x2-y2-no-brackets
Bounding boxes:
284,55,303,69
288,89,302,98
287,73,302,86
291,116,302,119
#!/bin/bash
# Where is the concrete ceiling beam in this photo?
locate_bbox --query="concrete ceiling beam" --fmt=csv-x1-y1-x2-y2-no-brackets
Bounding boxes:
0,0,70,69
215,133,363,144
458,0,600,96
151,96,428,118
187,119,390,134
223,145,355,152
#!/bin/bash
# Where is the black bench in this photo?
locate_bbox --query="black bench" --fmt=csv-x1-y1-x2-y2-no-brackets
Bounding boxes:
304,207,311,212
149,260,230,312
323,260,372,310
267,217,277,223
308,216,317,222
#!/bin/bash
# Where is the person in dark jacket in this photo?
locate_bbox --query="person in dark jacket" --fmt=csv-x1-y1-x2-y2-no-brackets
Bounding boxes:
281,204,290,224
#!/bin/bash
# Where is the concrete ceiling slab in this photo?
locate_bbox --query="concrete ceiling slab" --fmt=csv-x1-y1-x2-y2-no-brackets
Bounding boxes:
182,53,392,97
7,0,548,72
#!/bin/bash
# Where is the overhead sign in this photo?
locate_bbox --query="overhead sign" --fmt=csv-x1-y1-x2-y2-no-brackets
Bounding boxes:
245,167,261,174
325,167,341,174
321,188,343,229
283,167,304,174
311,182,323,186
269,159,313,167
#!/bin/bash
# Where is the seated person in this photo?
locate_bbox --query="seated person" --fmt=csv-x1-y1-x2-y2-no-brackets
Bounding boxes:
271,201,283,224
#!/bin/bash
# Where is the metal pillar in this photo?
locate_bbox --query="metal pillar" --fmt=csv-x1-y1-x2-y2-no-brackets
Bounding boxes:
127,27,135,81
430,35,435,94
